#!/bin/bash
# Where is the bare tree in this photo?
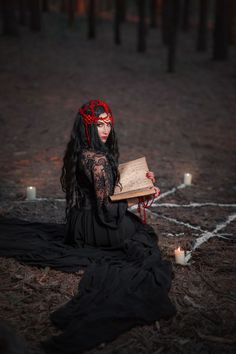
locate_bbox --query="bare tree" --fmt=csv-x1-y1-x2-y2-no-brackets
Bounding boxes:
88,0,96,39
181,0,191,32
137,0,147,52
104,0,113,11
197,0,209,51
228,0,236,44
161,0,170,45
149,0,158,28
61,0,67,13
162,0,180,72
42,0,49,12
68,0,76,28
1,0,18,35
29,0,42,32
19,0,28,26
114,0,122,44
120,0,127,22
114,0,126,45
213,0,229,60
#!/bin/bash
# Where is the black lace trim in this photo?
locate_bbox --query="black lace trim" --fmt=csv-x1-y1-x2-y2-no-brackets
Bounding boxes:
79,150,115,210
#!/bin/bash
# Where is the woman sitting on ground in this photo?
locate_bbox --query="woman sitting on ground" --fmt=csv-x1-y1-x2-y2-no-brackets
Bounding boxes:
42,99,176,354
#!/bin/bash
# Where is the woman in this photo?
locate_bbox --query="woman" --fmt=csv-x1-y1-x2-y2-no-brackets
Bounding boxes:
0,100,176,354
42,99,176,353
61,99,159,248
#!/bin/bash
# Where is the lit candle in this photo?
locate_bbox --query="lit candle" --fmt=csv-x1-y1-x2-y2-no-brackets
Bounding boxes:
184,173,192,185
26,186,36,200
174,247,186,265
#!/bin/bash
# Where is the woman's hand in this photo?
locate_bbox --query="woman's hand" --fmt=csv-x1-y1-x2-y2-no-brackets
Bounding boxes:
146,171,156,184
146,187,160,200
153,186,160,198
146,171,160,198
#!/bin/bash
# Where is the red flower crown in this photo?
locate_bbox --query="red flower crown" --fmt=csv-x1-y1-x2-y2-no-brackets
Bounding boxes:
78,99,114,145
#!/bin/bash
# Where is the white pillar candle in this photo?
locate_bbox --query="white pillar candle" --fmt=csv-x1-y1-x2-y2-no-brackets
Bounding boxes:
184,173,192,185
174,247,186,265
26,186,36,200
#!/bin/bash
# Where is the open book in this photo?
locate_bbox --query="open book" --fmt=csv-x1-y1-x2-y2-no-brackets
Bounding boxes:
110,157,155,201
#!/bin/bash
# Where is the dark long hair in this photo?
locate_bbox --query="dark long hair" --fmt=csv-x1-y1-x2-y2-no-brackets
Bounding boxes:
60,104,120,219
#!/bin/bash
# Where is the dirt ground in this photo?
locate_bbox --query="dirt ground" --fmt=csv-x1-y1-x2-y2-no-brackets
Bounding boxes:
0,10,236,354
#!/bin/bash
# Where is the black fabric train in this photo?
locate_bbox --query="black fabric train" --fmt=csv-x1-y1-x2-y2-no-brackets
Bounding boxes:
0,150,176,354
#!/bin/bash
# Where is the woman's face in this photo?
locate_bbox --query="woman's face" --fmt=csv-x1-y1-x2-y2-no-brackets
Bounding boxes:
96,113,112,143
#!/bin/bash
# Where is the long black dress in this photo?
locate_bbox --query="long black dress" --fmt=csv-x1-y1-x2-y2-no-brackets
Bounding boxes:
0,149,176,354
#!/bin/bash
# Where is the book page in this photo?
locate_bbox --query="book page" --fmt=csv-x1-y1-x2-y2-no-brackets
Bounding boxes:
113,157,153,195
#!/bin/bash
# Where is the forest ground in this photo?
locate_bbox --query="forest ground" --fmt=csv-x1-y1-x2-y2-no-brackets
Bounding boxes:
0,10,236,354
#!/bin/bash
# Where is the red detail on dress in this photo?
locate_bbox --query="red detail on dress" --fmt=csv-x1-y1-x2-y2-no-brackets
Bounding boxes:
138,196,155,224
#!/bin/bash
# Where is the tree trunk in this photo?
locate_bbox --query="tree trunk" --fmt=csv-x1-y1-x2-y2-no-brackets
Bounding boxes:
150,0,158,28
196,0,208,51
68,0,76,28
42,0,49,12
114,0,122,44
105,0,113,11
161,0,170,45
213,0,229,60
60,0,67,13
120,0,127,22
29,0,42,32
165,0,180,73
88,0,96,39
1,0,18,35
228,0,236,45
19,0,28,26
137,0,147,52
181,0,191,32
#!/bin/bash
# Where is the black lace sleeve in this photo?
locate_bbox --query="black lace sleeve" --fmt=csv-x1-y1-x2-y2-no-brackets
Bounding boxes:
80,150,127,228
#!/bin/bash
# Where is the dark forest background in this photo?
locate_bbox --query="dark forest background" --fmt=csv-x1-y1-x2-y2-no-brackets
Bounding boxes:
1,0,236,73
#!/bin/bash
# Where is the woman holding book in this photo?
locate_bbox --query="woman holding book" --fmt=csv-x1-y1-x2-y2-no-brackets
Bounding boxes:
62,99,160,247
0,100,176,354
42,99,176,353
